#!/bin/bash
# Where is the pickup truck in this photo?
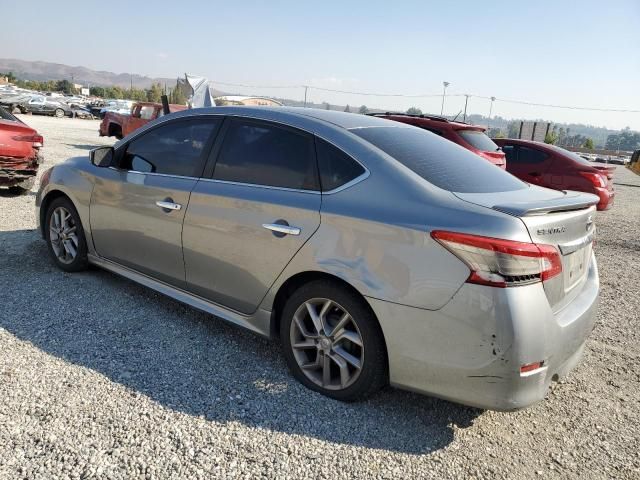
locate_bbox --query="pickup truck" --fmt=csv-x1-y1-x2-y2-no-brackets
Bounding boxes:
99,101,187,139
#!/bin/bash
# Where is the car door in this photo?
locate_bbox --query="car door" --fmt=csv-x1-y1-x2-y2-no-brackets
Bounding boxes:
90,117,222,288
182,118,321,314
504,144,553,186
28,96,45,113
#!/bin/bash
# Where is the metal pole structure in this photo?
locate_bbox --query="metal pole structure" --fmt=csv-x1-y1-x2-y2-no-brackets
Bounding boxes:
488,96,496,127
463,94,469,122
304,86,308,107
440,81,450,115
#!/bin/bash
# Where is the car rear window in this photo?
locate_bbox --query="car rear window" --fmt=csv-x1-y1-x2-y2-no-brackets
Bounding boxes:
546,144,594,166
351,126,526,193
457,129,500,152
0,106,18,121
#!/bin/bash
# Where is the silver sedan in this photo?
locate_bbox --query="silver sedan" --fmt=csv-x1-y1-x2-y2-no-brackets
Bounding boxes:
36,107,599,410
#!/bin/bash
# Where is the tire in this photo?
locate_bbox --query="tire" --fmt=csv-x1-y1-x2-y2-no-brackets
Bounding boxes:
280,280,387,401
44,196,89,272
54,108,65,118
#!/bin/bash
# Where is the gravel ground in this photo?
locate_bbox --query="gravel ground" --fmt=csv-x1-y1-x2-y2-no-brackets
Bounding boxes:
1,115,639,480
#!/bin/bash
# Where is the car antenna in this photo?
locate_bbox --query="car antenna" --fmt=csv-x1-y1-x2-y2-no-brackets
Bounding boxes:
450,110,462,122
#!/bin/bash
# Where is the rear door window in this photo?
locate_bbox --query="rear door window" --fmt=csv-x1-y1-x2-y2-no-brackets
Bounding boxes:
351,126,526,193
212,119,319,191
315,138,365,191
518,146,548,164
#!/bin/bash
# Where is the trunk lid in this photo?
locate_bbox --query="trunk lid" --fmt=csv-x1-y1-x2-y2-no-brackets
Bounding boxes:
454,185,598,311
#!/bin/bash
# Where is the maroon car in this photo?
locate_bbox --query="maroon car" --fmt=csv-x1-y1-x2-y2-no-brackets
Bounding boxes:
370,113,507,168
0,107,43,193
495,139,615,211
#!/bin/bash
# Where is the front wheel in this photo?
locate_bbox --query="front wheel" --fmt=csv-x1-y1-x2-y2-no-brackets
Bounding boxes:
45,197,89,272
54,108,65,118
280,280,387,401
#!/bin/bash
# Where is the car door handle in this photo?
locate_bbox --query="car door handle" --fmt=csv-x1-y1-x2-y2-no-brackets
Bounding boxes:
155,200,182,211
262,223,301,236
529,172,542,177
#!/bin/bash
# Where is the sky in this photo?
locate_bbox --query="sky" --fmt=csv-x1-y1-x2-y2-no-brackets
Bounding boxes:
1,0,639,130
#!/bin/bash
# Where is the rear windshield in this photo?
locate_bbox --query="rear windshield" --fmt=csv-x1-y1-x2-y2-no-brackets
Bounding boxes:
351,126,526,193
458,129,500,152
0,106,18,122
545,144,594,166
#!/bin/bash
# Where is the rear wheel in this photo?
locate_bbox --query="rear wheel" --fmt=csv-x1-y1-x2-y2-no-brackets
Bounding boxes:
45,197,88,272
280,280,387,401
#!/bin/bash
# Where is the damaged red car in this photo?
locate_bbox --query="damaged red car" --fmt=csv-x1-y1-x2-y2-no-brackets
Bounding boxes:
0,107,43,193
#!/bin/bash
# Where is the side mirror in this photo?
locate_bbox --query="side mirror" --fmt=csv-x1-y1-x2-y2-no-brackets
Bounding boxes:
90,146,114,167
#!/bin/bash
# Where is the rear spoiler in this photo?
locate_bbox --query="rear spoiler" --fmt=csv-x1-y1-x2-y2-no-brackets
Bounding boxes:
492,192,599,216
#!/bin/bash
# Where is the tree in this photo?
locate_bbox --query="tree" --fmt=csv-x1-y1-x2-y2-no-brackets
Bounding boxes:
344,104,351,113
507,121,520,138
89,86,106,97
56,79,76,94
146,82,164,102
169,79,187,105
358,105,369,114
584,138,594,150
544,132,559,144
406,107,422,115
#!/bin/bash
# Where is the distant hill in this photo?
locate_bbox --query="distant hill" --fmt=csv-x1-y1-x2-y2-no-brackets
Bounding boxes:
0,58,175,89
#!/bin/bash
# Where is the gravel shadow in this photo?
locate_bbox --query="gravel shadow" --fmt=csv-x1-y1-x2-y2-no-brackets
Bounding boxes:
0,228,481,455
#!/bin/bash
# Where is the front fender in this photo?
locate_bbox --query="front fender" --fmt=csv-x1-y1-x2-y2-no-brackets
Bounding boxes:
36,158,97,254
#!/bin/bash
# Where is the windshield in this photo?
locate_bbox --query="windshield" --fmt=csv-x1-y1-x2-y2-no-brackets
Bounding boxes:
0,106,19,121
545,144,594,166
457,129,500,152
351,126,526,193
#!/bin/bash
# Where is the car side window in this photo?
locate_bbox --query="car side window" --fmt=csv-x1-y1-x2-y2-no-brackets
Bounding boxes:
120,119,220,177
502,145,517,163
518,146,548,164
212,120,319,191
315,138,365,191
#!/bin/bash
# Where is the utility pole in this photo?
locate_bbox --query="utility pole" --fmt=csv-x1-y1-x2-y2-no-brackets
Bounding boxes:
463,94,469,122
440,81,450,116
488,96,496,127
303,85,308,107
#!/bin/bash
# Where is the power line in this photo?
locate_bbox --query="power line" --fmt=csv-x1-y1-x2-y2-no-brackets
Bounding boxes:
209,80,640,113
309,86,459,98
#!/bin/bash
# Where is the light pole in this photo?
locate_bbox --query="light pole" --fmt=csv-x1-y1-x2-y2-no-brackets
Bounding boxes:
440,81,450,115
488,96,496,126
463,94,469,122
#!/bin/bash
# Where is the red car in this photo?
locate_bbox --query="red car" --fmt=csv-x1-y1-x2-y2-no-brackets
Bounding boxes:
494,139,615,211
371,113,506,168
0,107,44,193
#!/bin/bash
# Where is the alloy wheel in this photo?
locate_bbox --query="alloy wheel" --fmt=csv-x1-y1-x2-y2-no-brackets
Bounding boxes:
290,298,364,390
49,206,79,264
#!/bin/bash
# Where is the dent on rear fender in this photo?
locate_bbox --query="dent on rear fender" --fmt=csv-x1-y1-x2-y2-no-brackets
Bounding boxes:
262,215,470,311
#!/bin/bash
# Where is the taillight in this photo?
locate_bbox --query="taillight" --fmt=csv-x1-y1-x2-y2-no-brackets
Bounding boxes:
431,231,562,288
12,134,44,147
579,171,607,188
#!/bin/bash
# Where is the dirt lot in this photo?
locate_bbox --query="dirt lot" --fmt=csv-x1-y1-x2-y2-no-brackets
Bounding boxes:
1,115,639,479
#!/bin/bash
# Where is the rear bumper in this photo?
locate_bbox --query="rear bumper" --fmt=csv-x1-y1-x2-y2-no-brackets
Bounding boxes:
0,154,41,186
368,253,599,411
